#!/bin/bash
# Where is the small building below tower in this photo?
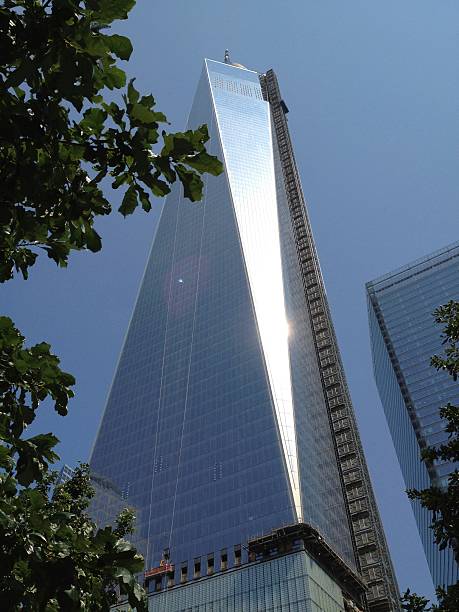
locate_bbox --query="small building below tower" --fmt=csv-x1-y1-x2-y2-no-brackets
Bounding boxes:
113,523,368,612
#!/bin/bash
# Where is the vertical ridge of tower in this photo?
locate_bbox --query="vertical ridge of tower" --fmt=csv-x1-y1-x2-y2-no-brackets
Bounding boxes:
89,58,401,611
205,59,302,521
260,69,401,612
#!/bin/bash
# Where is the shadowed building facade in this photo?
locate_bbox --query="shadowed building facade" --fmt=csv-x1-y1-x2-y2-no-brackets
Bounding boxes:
90,58,399,611
367,243,459,588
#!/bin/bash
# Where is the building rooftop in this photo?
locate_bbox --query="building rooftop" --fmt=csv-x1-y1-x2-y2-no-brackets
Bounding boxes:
366,241,459,292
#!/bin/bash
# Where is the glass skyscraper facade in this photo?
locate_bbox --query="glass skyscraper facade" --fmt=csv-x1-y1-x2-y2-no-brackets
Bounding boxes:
90,58,399,610
113,528,361,612
367,242,459,588
140,552,347,612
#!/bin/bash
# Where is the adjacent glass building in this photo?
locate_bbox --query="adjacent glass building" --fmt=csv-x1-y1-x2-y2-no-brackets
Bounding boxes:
90,57,399,610
367,242,459,588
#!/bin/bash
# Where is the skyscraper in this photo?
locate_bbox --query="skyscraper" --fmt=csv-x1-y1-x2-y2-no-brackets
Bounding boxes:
367,242,459,588
90,57,399,610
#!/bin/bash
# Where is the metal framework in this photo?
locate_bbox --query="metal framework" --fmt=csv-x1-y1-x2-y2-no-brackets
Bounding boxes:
260,69,401,612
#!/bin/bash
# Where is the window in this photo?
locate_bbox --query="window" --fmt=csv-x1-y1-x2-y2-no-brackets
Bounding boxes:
368,582,386,599
336,431,353,444
234,545,242,566
355,531,375,547
333,418,349,432
207,554,214,575
349,498,367,513
338,442,354,457
360,550,378,566
341,456,358,470
343,469,360,484
353,516,370,531
364,566,381,581
166,569,174,588
220,549,228,571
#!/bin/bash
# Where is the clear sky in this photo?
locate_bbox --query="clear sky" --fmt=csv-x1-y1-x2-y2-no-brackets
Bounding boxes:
3,0,458,601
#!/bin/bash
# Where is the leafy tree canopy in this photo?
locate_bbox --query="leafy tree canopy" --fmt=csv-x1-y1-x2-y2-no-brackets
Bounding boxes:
401,585,459,612
0,316,147,610
0,0,223,282
0,1,223,608
407,301,459,562
403,301,459,612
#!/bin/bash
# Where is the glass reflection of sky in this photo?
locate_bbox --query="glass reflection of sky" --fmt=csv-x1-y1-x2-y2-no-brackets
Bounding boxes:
206,60,302,520
368,244,459,586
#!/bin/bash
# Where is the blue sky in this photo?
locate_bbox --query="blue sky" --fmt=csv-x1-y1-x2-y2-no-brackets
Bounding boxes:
3,0,459,600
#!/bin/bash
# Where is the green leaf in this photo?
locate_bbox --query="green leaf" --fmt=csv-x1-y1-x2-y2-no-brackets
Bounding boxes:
127,79,139,104
140,94,155,107
64,586,80,603
119,185,138,216
137,187,151,212
27,490,46,511
131,581,147,603
186,151,223,176
161,134,195,158
112,173,129,189
0,446,13,470
144,173,171,197
68,144,86,162
176,164,204,201
84,225,102,252
115,566,133,585
114,539,135,553
29,531,47,544
103,101,124,124
81,108,107,134
16,433,60,486
162,125,210,158
83,35,108,58
130,104,166,126
13,87,25,100
89,0,136,22
30,433,60,458
105,34,133,61
152,156,176,183
104,65,126,90
194,123,211,145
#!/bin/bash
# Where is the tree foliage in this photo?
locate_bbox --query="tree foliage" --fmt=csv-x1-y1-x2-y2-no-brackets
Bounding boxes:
0,316,74,488
407,301,459,562
403,301,459,612
401,585,459,612
430,301,459,382
0,0,222,282
1,0,223,608
0,316,147,610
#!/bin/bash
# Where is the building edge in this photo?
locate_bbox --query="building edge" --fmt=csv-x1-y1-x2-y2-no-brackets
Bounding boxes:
260,69,400,612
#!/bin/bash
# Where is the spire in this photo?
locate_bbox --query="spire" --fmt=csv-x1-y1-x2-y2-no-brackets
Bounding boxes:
223,50,247,71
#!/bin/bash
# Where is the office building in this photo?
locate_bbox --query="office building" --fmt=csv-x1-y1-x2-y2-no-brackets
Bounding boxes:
90,56,399,610
367,242,459,587
114,525,367,612
55,464,75,486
